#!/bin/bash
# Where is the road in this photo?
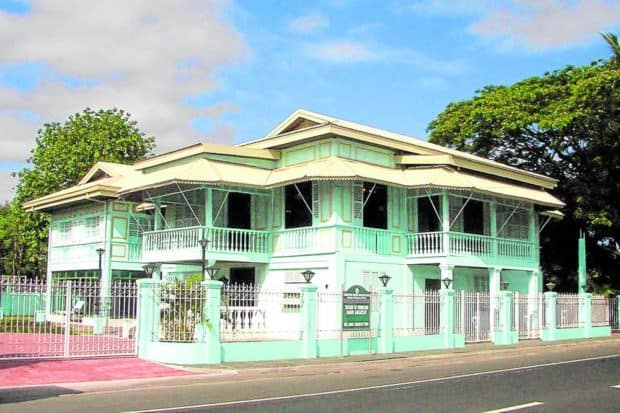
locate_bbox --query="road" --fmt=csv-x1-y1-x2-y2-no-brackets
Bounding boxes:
1,338,619,413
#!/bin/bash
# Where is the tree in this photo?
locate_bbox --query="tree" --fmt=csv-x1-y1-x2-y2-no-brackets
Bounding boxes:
427,55,620,293
1,108,155,277
601,32,620,65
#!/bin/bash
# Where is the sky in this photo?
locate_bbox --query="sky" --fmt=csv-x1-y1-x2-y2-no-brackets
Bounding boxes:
1,0,620,203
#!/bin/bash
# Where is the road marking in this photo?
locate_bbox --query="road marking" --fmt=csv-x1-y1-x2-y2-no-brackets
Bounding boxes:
484,401,544,412
612,385,620,389
125,353,620,413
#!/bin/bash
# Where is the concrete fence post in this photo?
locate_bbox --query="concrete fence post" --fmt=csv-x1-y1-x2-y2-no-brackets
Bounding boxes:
493,291,516,345
378,287,394,354
543,291,557,341
440,289,455,348
202,280,223,364
136,279,162,357
580,292,592,338
301,284,318,359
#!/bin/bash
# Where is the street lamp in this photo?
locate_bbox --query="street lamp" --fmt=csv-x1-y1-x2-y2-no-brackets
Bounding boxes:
143,263,159,278
96,248,105,279
95,248,105,314
205,266,219,280
441,277,452,289
545,281,556,291
301,269,315,283
379,273,391,287
198,238,210,280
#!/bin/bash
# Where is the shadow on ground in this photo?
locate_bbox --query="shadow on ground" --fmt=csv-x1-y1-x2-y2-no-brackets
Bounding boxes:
0,385,82,404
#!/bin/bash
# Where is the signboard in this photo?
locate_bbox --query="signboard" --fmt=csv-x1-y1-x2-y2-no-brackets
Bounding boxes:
342,285,371,331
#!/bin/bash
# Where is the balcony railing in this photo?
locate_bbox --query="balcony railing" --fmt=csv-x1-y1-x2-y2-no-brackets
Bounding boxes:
141,226,535,264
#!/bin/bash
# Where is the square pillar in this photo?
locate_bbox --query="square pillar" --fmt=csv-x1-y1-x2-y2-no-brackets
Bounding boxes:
378,287,394,354
136,279,162,357
301,284,318,359
440,289,455,348
489,267,501,334
492,291,517,345
542,291,557,341
202,279,223,364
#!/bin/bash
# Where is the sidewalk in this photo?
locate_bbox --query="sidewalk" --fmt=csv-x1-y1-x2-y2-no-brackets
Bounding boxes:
2,334,619,389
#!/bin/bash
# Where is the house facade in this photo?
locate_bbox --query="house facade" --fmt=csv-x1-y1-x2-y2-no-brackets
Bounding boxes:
23,109,564,308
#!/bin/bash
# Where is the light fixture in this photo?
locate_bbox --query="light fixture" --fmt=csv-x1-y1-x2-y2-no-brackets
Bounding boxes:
442,277,452,289
197,239,210,250
205,266,219,280
142,263,159,277
301,269,315,283
379,273,391,287
545,281,556,291
198,238,210,280
501,281,509,291
96,247,105,257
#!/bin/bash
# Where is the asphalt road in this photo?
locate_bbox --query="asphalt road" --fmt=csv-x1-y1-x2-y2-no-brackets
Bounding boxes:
2,338,619,413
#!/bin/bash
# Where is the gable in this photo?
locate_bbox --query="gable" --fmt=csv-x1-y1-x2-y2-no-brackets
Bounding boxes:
279,117,321,135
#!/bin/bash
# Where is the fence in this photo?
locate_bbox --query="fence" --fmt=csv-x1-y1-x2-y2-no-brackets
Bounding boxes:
611,296,619,330
220,283,302,342
591,295,610,327
0,278,138,359
512,293,544,339
556,294,582,329
393,291,439,336
455,291,493,343
154,281,207,343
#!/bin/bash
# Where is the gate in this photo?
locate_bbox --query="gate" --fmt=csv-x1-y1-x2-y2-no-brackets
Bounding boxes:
512,293,543,340
0,277,138,359
609,296,618,330
457,291,492,343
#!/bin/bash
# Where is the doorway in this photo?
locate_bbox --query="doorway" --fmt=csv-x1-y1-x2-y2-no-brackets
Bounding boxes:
227,193,251,229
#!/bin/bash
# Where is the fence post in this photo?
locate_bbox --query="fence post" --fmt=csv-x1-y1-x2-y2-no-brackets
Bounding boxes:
542,291,557,341
378,286,394,354
440,289,455,348
493,291,516,345
136,279,161,358
202,280,223,364
580,292,592,338
301,284,318,359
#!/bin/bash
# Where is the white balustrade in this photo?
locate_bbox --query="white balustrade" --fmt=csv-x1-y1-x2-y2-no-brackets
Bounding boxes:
408,232,443,255
449,232,492,256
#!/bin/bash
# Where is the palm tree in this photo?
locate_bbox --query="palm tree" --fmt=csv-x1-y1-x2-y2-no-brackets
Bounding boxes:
601,32,620,65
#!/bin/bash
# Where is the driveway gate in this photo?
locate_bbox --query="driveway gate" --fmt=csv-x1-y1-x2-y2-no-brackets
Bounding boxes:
457,292,492,343
0,277,138,359
513,293,544,340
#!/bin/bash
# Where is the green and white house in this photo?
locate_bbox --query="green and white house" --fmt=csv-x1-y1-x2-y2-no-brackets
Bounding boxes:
22,109,612,364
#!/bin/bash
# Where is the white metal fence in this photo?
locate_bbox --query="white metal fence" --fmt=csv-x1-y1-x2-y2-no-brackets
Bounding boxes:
556,293,582,329
0,277,138,359
317,291,342,339
591,295,611,327
220,283,302,342
455,291,493,343
393,291,440,336
512,293,544,339
611,296,619,330
154,281,207,343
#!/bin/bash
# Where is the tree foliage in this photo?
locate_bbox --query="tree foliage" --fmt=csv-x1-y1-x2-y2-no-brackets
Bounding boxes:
1,108,155,277
427,50,620,292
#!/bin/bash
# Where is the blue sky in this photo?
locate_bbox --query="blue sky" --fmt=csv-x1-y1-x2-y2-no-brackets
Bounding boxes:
1,0,620,202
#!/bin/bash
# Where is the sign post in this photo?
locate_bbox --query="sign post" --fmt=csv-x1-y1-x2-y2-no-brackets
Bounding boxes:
342,285,371,354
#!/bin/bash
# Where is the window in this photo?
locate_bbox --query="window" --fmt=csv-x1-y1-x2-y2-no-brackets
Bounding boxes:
418,196,441,232
497,205,529,239
285,182,313,228
474,275,489,292
363,182,387,229
84,216,101,239
58,221,71,243
463,200,484,235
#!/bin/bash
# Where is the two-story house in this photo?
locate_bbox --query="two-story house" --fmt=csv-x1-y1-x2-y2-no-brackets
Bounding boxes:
23,109,564,310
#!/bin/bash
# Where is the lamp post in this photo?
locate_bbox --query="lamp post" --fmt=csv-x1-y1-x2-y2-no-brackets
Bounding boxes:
95,248,105,315
379,273,391,287
441,277,452,289
96,247,105,279
198,238,210,281
301,269,315,283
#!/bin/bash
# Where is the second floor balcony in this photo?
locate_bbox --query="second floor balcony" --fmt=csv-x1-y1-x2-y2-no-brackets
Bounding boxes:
141,225,537,268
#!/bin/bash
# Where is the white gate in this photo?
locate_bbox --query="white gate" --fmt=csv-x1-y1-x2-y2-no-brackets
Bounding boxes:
0,277,138,359
512,293,543,340
457,291,492,343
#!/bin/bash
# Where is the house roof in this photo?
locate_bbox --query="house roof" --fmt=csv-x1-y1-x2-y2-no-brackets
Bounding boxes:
23,109,564,212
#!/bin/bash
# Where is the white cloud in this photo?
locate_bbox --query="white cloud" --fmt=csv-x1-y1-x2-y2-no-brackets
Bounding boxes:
307,40,470,75
309,41,377,62
469,0,620,51
289,13,329,33
0,171,17,204
419,76,447,89
0,0,248,167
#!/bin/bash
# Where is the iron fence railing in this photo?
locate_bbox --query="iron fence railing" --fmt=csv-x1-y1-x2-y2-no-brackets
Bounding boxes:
556,294,583,329
591,295,611,327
